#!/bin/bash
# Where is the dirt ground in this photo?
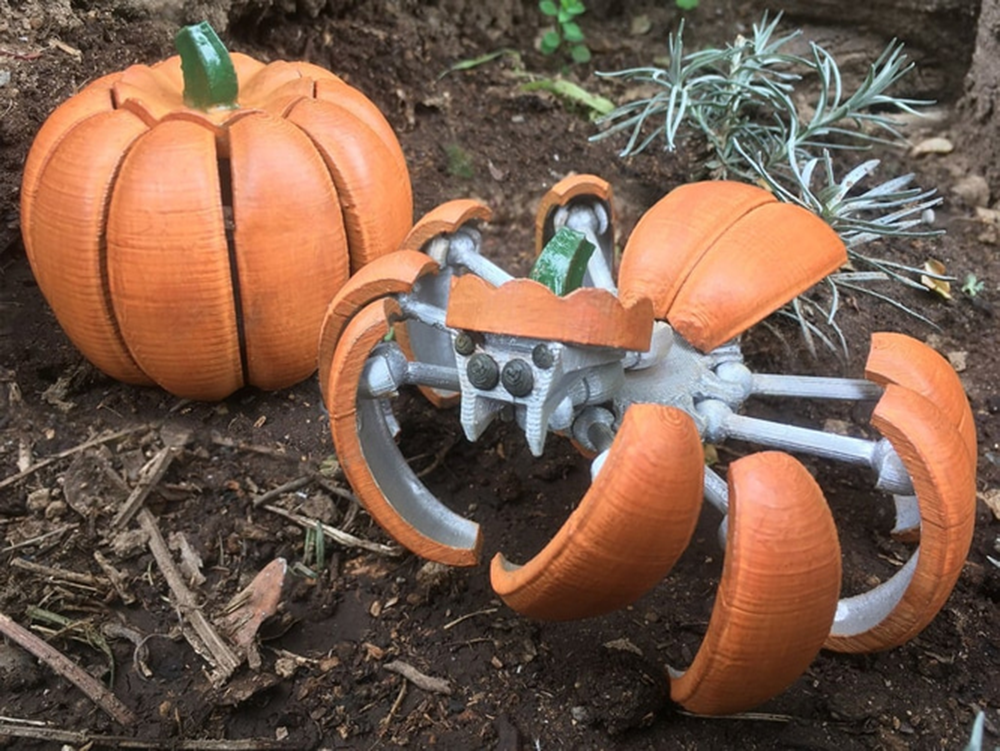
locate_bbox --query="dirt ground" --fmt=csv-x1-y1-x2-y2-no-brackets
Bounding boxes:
1,1,999,749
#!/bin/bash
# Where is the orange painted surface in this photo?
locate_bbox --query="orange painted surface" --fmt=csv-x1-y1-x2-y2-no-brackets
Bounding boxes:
534,174,612,254
670,452,841,715
398,199,493,254
446,275,654,351
618,182,847,351
865,332,977,468
824,385,976,653
326,298,482,566
21,51,413,400
490,404,703,620
317,250,440,408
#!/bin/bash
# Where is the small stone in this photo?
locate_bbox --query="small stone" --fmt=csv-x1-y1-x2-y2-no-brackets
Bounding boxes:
26,488,51,513
571,705,591,723
952,174,991,208
44,500,67,520
630,14,652,35
947,350,968,372
910,136,954,156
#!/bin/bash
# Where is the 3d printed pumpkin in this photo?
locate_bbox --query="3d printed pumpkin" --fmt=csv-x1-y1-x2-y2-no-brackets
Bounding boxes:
20,22,412,400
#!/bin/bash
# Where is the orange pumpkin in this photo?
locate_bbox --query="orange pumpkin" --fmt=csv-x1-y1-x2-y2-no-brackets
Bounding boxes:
20,22,412,400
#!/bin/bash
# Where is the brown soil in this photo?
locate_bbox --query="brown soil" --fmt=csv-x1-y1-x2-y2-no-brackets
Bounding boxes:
1,2,999,749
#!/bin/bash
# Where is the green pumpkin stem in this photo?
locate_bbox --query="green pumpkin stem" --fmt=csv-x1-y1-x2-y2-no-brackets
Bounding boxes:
175,21,239,110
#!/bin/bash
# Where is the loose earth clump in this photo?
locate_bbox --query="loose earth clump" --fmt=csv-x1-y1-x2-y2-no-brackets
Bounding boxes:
1,2,999,749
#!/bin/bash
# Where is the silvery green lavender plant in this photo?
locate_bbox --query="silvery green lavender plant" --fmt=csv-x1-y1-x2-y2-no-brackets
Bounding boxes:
592,13,944,355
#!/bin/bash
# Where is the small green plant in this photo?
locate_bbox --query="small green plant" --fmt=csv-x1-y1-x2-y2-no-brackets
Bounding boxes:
592,13,944,354
539,0,591,64
675,0,699,9
962,273,986,297
445,143,475,179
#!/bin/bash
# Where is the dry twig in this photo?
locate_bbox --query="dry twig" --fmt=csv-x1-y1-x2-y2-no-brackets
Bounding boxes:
383,660,452,695
10,557,109,589
0,722,297,749
138,509,241,685
113,429,191,528
262,504,402,557
0,425,148,490
0,610,137,725
250,475,312,507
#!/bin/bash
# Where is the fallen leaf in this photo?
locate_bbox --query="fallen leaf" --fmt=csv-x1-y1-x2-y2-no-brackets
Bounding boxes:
216,558,287,669
920,259,952,299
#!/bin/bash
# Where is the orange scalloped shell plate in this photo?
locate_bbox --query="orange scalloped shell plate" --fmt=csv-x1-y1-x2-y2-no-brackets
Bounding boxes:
446,275,654,351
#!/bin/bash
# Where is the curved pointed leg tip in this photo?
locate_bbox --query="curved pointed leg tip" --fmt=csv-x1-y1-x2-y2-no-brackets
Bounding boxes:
669,451,841,715
490,404,703,622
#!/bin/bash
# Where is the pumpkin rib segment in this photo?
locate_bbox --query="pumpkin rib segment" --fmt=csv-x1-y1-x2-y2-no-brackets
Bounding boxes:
107,119,243,400
666,201,847,351
446,275,654,351
618,182,777,319
489,404,703,621
227,113,351,390
20,80,121,265
286,97,413,273
26,109,152,385
313,78,408,173
669,452,841,715
112,63,186,122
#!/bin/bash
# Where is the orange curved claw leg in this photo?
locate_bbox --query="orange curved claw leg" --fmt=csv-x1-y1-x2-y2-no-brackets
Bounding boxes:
864,331,977,541
865,332,977,467
326,297,482,567
393,200,494,408
534,174,613,255
399,199,493,254
669,451,842,715
490,404,703,621
317,250,440,409
824,384,976,653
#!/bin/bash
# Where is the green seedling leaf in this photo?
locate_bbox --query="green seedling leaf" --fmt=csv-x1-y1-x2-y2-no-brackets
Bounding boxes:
445,143,475,178
521,78,613,117
562,21,585,43
438,48,521,79
571,43,592,63
541,30,561,54
539,0,558,16
676,0,699,9
962,273,986,297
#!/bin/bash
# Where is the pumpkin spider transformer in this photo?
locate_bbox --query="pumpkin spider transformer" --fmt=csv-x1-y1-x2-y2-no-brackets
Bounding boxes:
318,175,977,715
